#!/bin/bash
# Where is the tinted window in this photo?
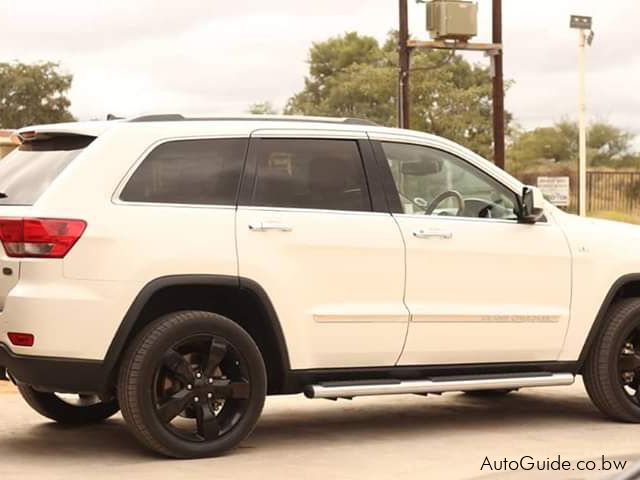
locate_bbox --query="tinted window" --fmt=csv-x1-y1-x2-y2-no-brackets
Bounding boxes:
0,135,94,206
121,138,247,205
250,139,371,212
382,142,518,220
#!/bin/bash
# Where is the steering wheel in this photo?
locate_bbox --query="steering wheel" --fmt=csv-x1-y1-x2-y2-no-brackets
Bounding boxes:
425,190,465,216
398,191,431,213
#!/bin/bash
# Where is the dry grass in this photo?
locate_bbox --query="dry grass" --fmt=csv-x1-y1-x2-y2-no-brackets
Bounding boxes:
590,210,640,225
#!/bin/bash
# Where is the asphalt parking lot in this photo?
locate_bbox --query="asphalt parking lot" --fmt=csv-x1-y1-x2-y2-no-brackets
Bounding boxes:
1,379,639,480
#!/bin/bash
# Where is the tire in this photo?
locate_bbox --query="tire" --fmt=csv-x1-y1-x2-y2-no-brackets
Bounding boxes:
464,389,514,397
583,298,640,422
117,311,267,459
17,385,119,424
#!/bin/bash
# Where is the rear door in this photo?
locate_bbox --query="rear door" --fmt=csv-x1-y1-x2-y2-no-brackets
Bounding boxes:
236,130,408,370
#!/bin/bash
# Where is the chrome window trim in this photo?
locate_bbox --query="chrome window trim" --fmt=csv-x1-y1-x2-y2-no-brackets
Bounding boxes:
392,212,554,227
237,205,392,218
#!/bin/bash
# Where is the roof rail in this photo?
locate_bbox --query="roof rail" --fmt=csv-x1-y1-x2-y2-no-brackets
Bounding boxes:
127,114,379,126
341,118,379,126
129,114,186,122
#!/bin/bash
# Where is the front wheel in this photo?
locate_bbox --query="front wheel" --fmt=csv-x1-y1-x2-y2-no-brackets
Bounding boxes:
584,298,640,422
117,311,266,459
18,385,119,424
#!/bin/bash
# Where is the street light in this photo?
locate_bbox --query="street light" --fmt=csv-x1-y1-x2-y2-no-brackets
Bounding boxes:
570,14,594,217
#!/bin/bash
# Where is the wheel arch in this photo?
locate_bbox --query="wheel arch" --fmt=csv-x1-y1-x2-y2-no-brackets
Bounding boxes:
577,273,640,371
103,275,292,394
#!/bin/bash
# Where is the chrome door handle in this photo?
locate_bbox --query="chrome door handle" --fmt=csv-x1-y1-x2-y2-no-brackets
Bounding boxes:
248,221,292,232
413,229,453,240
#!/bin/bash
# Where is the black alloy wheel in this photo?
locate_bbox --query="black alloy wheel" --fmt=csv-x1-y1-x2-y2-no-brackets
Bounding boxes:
118,311,266,458
154,334,251,442
617,333,640,404
17,385,119,424
584,298,640,423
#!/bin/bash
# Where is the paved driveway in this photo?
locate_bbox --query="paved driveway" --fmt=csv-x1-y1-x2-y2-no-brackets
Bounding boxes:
0,379,639,480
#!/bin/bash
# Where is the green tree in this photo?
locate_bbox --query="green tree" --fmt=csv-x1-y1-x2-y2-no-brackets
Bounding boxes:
286,32,505,158
508,120,638,171
0,62,74,128
248,101,278,115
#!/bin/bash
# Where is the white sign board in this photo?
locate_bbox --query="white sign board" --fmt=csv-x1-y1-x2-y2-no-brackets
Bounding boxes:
537,177,570,207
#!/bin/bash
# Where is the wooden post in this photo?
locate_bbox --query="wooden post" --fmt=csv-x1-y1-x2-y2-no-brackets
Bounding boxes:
492,0,506,169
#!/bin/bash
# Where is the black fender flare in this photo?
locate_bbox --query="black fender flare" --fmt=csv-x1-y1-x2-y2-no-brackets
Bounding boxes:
102,274,291,384
577,273,640,370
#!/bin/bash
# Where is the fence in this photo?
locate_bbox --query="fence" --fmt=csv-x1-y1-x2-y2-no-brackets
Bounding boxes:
587,171,640,215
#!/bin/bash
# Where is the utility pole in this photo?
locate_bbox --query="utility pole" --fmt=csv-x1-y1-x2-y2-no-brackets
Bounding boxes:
399,1,504,166
398,0,411,129
491,0,505,169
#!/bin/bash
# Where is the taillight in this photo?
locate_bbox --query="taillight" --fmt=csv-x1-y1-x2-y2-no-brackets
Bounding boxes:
8,332,34,347
0,218,86,258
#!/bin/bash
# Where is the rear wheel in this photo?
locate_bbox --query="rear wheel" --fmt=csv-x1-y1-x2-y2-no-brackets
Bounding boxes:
584,298,640,422
18,385,119,424
118,311,266,459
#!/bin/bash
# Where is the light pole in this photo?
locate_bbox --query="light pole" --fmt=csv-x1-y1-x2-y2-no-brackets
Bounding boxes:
570,15,594,217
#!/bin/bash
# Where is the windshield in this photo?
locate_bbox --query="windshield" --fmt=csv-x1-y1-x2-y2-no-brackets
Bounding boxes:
0,135,94,206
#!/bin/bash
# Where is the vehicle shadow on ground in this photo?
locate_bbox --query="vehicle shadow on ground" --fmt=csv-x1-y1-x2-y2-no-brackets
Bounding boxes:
246,391,608,450
0,389,610,462
0,419,155,460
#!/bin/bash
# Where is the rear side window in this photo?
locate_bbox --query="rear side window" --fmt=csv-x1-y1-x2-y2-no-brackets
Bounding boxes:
0,135,94,206
120,138,248,205
249,139,371,212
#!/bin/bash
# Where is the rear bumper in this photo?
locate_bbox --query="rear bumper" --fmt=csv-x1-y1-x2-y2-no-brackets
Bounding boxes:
0,343,106,393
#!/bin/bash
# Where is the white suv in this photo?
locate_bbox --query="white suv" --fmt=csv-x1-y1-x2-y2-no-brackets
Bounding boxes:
1,115,639,458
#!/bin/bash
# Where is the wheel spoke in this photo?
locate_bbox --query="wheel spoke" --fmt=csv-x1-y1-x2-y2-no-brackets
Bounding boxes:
157,390,192,423
195,403,220,440
228,380,250,399
212,379,250,399
203,339,227,377
619,353,640,372
162,350,195,385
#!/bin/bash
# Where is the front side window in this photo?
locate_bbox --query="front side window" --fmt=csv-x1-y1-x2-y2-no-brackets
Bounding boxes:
250,139,371,212
381,142,518,220
121,138,247,205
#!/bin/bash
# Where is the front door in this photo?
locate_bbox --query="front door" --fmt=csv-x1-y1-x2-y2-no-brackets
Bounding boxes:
236,132,408,369
374,139,572,365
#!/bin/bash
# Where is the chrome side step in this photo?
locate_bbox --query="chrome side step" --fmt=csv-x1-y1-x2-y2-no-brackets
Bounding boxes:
304,372,575,399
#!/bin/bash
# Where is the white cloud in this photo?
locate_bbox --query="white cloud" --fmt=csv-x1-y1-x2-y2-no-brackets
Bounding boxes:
0,0,638,140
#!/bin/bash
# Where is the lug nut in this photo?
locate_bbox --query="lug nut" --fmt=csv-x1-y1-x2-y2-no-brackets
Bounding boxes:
194,397,200,403
187,384,193,390
208,378,214,384
196,372,202,379
207,393,213,399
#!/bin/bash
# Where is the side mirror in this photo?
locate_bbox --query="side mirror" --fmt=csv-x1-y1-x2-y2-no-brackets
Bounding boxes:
518,186,545,224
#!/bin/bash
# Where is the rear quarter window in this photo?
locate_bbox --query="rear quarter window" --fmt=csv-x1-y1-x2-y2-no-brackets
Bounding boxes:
0,135,94,206
120,138,248,206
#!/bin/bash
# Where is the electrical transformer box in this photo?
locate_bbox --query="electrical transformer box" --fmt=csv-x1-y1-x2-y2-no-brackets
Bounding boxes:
426,1,478,41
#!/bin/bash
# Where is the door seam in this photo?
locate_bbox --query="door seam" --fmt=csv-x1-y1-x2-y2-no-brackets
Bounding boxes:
392,212,412,366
